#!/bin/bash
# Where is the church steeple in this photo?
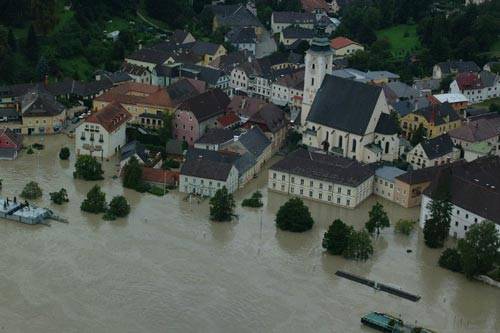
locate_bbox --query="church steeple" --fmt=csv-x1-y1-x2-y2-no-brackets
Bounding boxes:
300,22,334,127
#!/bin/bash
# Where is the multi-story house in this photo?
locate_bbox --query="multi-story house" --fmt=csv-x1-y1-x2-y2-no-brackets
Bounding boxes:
269,149,374,209
420,156,500,239
373,166,406,202
271,11,315,34
400,103,461,140
406,134,460,169
75,102,131,159
449,115,500,161
179,152,239,197
245,104,287,154
279,26,314,46
271,69,304,111
0,128,22,160
329,37,364,57
432,60,480,80
172,89,230,145
450,71,500,104
19,89,67,135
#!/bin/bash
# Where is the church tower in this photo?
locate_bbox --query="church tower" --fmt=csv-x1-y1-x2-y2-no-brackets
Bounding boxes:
301,23,333,127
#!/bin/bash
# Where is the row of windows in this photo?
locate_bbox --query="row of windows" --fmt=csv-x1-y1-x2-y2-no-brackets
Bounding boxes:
271,183,351,206
272,173,352,195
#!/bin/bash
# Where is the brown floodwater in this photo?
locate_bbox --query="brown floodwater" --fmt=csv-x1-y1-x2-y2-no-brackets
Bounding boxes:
0,136,498,332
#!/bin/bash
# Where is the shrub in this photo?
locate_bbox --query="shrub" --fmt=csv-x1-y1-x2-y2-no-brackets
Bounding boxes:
27,147,34,154
147,186,167,196
394,219,416,235
242,191,263,208
439,248,462,272
108,195,131,218
49,188,69,204
276,197,314,232
343,230,373,261
32,143,44,150
163,158,180,169
59,147,70,160
20,181,43,199
74,155,104,180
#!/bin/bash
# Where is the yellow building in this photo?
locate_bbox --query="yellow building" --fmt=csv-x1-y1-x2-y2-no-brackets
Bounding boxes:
401,102,461,140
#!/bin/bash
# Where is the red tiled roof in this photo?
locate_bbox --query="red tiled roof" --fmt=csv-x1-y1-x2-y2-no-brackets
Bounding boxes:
300,0,329,12
141,167,179,185
85,102,132,133
456,72,482,91
94,82,172,108
0,128,22,148
217,112,240,127
330,37,358,50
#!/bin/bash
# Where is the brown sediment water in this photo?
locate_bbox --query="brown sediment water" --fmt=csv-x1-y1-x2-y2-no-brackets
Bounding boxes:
0,136,498,332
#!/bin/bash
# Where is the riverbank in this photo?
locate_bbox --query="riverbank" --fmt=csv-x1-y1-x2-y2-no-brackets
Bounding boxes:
0,135,498,332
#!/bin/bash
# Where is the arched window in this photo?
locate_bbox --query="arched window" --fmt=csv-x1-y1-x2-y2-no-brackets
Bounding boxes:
352,138,357,153
338,135,343,148
385,142,390,154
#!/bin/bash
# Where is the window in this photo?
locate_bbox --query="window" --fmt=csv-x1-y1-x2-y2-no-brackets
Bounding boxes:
310,180,313,187
328,195,331,201
351,138,357,153
309,191,313,197
346,200,350,206
347,189,351,196
337,197,340,204
319,183,323,189
300,189,303,195
464,225,468,231
273,173,276,179
337,187,341,194
455,221,458,226
291,187,295,193
291,177,295,183
282,175,285,181
319,193,322,199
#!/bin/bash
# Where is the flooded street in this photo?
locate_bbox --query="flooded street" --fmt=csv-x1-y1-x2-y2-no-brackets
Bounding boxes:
0,136,498,333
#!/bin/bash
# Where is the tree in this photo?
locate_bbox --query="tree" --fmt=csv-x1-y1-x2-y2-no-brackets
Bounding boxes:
439,248,462,273
106,195,131,219
74,155,104,180
7,29,16,52
424,171,452,248
439,75,454,93
35,55,49,81
410,123,426,146
20,181,42,199
25,24,39,62
31,0,57,35
59,147,70,160
122,156,143,190
158,112,173,145
275,197,314,232
489,103,500,114
49,188,69,205
241,191,263,208
365,202,390,235
343,230,373,261
81,185,107,214
394,219,416,236
458,221,500,279
209,187,235,222
322,219,353,255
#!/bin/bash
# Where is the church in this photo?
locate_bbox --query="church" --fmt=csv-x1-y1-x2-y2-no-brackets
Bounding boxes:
300,25,400,164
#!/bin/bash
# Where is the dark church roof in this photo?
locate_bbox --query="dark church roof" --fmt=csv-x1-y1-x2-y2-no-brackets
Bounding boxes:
306,75,382,135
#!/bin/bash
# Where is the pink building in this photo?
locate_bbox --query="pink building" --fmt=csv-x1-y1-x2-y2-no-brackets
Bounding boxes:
173,89,230,145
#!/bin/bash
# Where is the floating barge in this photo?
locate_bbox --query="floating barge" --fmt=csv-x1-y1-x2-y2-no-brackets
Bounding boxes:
0,197,66,225
335,271,421,302
361,312,436,333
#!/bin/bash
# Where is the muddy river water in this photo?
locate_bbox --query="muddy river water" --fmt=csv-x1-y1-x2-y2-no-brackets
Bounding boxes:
0,136,498,332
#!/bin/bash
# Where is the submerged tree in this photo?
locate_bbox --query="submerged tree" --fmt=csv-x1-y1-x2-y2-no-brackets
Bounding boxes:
275,197,314,232
365,202,390,235
59,147,70,160
424,170,452,248
20,181,43,199
343,230,374,261
74,155,104,180
49,188,69,204
106,195,131,220
81,185,107,214
322,219,353,255
209,187,235,222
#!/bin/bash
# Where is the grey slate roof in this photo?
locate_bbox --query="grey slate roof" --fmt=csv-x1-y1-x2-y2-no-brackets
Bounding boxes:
237,127,271,157
424,156,500,224
414,102,460,126
21,89,65,117
281,26,314,39
375,113,399,135
177,88,230,122
183,148,240,180
271,149,374,187
436,60,480,75
196,128,235,145
375,166,406,182
420,134,454,160
120,140,148,163
306,75,382,135
272,11,315,24
228,27,257,44
385,81,418,100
